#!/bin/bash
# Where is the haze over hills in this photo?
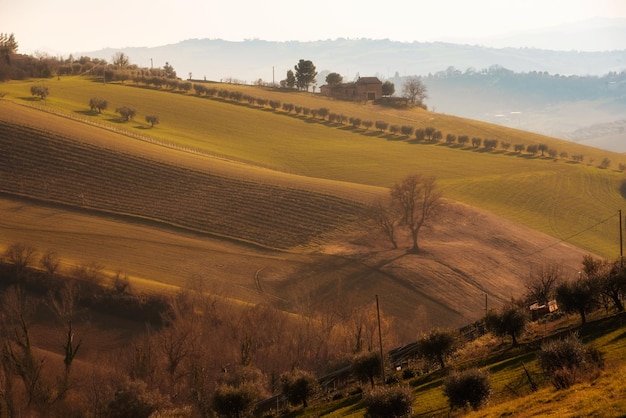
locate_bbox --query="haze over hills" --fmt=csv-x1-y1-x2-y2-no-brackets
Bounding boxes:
78,18,626,151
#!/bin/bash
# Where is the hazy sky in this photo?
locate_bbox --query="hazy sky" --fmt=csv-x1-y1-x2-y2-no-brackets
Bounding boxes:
2,0,626,54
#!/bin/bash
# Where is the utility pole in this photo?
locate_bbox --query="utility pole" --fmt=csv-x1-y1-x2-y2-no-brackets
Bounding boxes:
482,292,488,316
376,295,386,385
617,209,624,267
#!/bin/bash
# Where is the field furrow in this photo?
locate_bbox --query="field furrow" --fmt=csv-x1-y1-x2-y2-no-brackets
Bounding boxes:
0,121,366,249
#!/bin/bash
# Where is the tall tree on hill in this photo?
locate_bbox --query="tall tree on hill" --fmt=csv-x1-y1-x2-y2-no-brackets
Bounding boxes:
294,59,317,91
382,80,395,96
0,33,18,64
325,72,343,86
390,174,442,253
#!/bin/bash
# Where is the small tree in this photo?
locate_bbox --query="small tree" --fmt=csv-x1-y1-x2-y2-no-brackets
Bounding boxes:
89,97,108,113
116,106,136,122
145,115,160,128
281,369,317,408
285,69,296,89
582,255,626,312
418,329,457,369
485,305,528,346
443,368,491,412
556,276,598,324
375,120,389,132
401,76,428,106
30,85,49,101
351,351,381,389
381,80,395,96
39,249,60,276
112,51,129,68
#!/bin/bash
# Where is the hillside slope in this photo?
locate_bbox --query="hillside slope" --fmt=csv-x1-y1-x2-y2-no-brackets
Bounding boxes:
1,78,623,257
0,98,595,333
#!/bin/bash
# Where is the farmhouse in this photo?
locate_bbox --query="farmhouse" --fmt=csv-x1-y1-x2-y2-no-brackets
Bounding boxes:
529,300,559,321
320,76,383,101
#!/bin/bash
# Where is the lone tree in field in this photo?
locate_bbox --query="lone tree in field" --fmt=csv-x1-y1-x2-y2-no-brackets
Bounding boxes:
401,76,428,106
30,85,49,101
89,97,108,113
294,59,317,91
116,106,136,122
145,115,160,128
390,174,441,253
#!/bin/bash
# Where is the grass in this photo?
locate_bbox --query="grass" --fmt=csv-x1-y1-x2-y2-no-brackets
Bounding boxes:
1,77,623,257
293,312,626,417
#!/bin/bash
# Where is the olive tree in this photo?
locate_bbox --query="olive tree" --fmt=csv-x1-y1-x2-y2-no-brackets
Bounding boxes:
485,304,528,346
418,329,457,369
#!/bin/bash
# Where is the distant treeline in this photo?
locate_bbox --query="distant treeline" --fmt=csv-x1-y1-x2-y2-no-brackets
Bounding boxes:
418,65,626,102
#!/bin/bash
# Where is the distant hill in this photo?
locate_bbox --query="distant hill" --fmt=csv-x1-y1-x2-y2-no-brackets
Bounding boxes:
80,28,626,151
81,37,626,87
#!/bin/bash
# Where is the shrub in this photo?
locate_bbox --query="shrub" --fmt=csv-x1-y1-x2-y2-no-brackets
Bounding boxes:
363,386,413,418
107,380,165,418
212,384,257,418
537,333,604,389
401,368,415,380
443,368,491,411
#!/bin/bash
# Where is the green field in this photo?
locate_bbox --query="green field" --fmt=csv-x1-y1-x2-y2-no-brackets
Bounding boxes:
1,77,623,257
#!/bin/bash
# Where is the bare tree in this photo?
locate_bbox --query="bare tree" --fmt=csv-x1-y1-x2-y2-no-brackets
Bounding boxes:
525,264,562,305
39,249,60,276
369,198,399,249
390,174,442,253
3,242,36,279
401,76,428,106
112,52,129,68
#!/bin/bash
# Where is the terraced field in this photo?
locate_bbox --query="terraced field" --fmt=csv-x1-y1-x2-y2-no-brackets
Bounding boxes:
0,120,366,249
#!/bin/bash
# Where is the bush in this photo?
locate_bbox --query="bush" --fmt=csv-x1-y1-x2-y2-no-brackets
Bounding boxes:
401,368,415,380
363,386,413,418
212,384,256,418
537,333,604,389
443,368,491,411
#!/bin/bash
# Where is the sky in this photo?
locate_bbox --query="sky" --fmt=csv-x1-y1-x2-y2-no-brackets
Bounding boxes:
2,0,626,54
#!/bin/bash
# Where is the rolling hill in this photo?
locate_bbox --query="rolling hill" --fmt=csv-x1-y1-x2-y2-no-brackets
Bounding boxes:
0,76,624,333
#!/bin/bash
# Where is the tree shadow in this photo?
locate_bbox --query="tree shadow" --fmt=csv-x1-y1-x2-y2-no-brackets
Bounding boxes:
19,96,41,102
75,109,98,116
